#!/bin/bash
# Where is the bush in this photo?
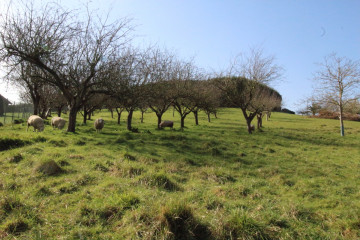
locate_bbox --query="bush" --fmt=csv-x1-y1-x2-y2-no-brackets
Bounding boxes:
0,122,3,127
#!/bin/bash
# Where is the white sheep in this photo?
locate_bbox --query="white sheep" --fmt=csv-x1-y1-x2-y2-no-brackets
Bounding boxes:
94,118,104,132
27,115,45,132
51,117,66,129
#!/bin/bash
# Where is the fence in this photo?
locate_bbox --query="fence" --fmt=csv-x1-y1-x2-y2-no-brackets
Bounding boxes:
1,101,34,124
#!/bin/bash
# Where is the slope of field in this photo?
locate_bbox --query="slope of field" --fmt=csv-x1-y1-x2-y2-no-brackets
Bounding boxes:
0,109,360,239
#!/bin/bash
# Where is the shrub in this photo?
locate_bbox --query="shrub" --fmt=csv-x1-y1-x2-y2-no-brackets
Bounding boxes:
0,122,3,127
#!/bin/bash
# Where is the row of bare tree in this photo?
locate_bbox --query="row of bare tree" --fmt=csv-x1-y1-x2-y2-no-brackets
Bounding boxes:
0,2,282,134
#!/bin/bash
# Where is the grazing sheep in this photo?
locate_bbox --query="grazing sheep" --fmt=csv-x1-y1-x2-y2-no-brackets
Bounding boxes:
27,115,45,132
51,117,66,129
159,120,173,129
94,118,104,132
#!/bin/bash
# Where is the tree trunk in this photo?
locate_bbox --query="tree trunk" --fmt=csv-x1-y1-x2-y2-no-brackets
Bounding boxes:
266,112,271,121
57,107,62,117
181,116,185,128
340,112,345,137
88,111,91,120
157,113,162,129
127,109,133,131
67,105,79,132
110,108,114,118
246,118,253,134
193,110,199,125
207,112,211,122
115,108,123,125
83,106,87,124
40,108,47,119
141,111,144,123
33,97,40,115
257,113,263,129
214,112,218,119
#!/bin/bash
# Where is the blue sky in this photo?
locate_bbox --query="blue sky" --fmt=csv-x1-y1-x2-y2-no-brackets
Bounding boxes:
1,0,359,111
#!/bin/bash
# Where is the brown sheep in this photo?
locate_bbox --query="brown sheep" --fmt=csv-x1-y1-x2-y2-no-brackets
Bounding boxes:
51,117,66,129
94,118,105,132
159,120,173,129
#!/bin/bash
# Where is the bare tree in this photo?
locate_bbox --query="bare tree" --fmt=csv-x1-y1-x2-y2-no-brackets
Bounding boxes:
226,47,284,86
0,2,132,132
313,53,360,136
145,48,177,128
172,61,201,129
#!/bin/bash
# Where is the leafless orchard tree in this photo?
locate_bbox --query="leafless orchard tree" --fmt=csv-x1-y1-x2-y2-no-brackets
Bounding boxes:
313,53,360,136
230,47,284,85
103,47,151,130
172,61,202,129
214,47,283,133
0,2,133,132
145,48,177,128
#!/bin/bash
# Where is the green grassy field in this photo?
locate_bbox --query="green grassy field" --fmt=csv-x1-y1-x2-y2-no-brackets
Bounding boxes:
0,108,360,239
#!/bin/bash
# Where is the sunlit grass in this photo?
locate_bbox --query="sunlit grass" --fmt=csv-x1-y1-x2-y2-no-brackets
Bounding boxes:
0,108,359,239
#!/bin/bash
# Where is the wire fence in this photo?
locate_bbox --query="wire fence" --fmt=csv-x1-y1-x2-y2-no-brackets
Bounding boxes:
0,101,33,125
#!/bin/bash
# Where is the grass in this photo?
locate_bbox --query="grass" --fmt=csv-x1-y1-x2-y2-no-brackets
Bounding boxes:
0,108,360,239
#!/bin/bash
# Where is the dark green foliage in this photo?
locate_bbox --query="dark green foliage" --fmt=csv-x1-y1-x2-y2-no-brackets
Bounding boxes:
0,122,3,127
0,138,30,151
